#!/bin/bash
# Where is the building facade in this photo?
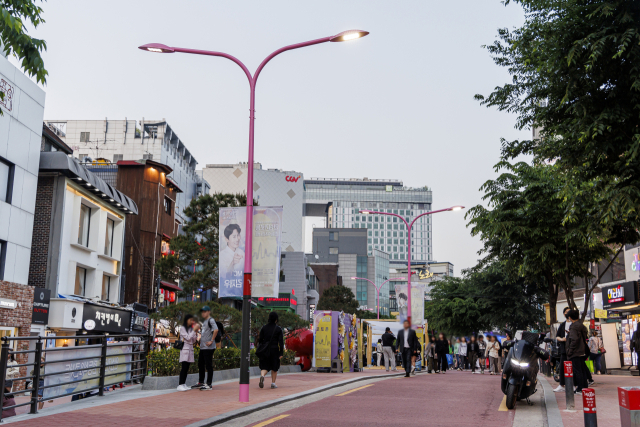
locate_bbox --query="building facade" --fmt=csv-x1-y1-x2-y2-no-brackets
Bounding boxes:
278,252,319,320
304,178,433,263
42,119,209,225
199,162,305,252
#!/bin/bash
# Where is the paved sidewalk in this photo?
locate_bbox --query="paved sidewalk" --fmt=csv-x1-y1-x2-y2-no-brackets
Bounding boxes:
4,370,399,426
543,374,633,426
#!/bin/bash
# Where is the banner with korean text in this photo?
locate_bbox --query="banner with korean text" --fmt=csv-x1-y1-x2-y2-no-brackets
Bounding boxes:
394,283,425,329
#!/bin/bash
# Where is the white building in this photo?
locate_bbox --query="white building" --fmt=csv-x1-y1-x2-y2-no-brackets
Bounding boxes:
42,119,209,225
198,162,305,252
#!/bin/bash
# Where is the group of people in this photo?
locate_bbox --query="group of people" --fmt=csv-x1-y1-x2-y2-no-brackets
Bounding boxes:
424,333,508,374
176,306,285,391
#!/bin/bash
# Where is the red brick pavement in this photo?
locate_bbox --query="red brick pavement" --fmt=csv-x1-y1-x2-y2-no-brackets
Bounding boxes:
543,374,635,427
6,370,396,427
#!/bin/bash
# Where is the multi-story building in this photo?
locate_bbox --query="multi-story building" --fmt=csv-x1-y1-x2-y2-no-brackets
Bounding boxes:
42,119,209,225
278,252,319,320
198,162,304,252
304,177,433,264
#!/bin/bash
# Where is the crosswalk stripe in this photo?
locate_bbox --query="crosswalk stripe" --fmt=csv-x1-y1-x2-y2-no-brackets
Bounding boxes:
253,414,290,426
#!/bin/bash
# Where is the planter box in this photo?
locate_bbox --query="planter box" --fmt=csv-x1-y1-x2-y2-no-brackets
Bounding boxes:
142,365,302,391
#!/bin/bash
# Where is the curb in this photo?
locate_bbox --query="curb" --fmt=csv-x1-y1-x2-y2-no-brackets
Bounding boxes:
539,374,564,427
186,371,405,427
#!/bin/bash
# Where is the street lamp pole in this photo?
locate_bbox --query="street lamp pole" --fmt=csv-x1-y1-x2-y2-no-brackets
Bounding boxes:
359,206,464,326
351,277,405,319
139,30,368,403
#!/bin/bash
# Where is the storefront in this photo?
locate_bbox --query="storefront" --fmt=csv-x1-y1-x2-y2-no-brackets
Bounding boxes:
601,281,640,369
256,293,298,313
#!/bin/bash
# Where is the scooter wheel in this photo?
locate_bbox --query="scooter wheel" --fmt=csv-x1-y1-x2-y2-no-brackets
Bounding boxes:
506,383,518,410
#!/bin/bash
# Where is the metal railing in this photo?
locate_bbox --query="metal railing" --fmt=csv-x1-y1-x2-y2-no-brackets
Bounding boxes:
0,334,149,422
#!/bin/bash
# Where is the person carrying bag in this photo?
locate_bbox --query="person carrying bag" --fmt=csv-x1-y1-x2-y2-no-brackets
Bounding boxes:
257,311,284,389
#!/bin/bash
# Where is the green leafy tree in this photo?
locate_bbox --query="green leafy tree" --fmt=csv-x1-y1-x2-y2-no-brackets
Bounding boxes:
355,309,392,320
0,0,48,112
316,285,359,314
425,276,486,336
155,193,253,295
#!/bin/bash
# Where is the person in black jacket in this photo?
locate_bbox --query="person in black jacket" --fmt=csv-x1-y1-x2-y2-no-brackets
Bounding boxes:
381,327,397,372
257,311,284,389
396,320,419,377
467,336,481,374
434,333,449,373
554,307,571,393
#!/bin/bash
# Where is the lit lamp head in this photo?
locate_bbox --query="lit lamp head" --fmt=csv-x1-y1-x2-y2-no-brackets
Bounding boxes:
138,43,175,53
351,277,358,280
449,206,465,211
330,30,369,42
359,210,370,214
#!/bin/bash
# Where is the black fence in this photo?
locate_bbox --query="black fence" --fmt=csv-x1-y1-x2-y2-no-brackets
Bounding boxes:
0,334,149,422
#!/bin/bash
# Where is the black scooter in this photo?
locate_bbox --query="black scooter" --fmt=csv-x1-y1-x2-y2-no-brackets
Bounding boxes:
501,332,549,409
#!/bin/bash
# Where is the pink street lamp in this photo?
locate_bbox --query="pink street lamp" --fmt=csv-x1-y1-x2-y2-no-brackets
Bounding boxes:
359,206,464,326
139,30,368,403
351,277,405,319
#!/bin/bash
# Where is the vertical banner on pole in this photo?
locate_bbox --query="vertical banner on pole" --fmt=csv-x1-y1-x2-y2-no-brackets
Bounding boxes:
357,318,363,371
219,207,246,298
314,312,332,368
394,284,425,328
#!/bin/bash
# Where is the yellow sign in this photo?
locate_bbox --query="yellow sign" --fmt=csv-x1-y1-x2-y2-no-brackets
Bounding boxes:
544,304,550,325
417,268,433,280
595,309,607,319
315,314,332,367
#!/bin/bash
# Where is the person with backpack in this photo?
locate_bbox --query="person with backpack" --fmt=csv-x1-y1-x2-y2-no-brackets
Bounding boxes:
192,306,218,390
257,311,284,389
177,314,200,391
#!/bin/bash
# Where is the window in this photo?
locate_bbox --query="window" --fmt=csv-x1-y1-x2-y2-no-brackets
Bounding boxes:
368,238,372,244
164,197,172,215
75,266,87,296
393,231,397,237
78,204,91,246
0,157,13,204
0,240,6,280
329,232,339,241
102,275,111,301
105,218,115,256
80,132,90,142
113,154,123,163
329,248,339,255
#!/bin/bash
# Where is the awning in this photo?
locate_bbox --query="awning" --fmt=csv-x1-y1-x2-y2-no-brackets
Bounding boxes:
160,281,183,292
162,233,172,241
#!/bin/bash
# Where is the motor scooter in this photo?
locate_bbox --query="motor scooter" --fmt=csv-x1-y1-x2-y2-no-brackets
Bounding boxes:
501,331,549,409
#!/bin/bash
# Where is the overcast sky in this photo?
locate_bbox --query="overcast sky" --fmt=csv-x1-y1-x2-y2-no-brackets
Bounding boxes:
13,0,528,274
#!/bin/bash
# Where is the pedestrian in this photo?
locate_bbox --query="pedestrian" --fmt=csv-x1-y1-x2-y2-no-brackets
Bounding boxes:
257,311,284,389
467,336,480,374
215,321,225,349
458,337,468,371
486,336,500,375
553,307,571,393
376,339,383,367
192,305,218,390
453,338,461,369
413,340,422,372
425,336,436,374
2,387,15,419
566,309,588,394
381,327,397,372
5,354,18,394
435,333,449,374
177,314,200,391
588,331,603,375
396,320,418,377
477,334,487,374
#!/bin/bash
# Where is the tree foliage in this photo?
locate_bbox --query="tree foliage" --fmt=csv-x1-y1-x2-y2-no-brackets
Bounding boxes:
249,308,309,343
155,193,253,295
316,285,359,314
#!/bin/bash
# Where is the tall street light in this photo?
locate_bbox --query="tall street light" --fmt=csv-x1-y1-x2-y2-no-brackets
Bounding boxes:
359,206,464,326
350,277,405,319
139,29,369,403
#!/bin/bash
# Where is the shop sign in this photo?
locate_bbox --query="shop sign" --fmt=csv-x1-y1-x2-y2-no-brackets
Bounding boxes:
82,304,132,334
594,308,607,319
257,293,297,308
631,254,640,271
607,310,623,320
32,288,51,324
0,298,17,310
603,281,638,309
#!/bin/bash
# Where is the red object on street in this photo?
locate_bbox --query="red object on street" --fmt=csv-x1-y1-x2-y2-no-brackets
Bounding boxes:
285,329,313,371
564,361,573,377
582,388,596,412
619,387,640,410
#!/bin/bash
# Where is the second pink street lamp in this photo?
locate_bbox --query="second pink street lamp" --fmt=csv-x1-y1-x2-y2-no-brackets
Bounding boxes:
359,206,464,326
139,29,368,403
350,277,406,319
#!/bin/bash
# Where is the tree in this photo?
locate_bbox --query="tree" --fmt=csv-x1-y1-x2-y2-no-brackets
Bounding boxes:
424,276,486,336
355,309,392,320
0,0,48,113
155,193,253,295
476,0,640,227
150,301,242,338
316,285,359,314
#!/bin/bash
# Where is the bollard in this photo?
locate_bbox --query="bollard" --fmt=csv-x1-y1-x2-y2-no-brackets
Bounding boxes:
564,360,575,410
582,388,597,427
619,386,640,427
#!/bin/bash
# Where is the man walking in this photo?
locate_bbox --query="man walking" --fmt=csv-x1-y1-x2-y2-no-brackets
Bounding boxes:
381,327,397,372
193,305,218,390
554,307,571,393
566,309,588,394
396,320,418,377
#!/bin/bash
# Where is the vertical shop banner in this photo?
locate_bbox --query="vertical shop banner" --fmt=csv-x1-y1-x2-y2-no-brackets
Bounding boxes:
251,207,283,298
43,343,132,399
622,319,633,366
314,312,332,368
394,284,425,328
219,207,283,298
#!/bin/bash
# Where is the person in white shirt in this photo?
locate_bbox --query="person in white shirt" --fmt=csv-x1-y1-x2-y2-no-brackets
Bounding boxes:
376,339,383,367
458,337,468,371
219,224,245,286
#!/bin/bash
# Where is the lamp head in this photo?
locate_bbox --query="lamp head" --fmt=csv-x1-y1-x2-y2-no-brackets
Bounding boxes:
351,277,357,280
138,43,175,53
449,206,465,211
359,210,370,214
330,30,369,42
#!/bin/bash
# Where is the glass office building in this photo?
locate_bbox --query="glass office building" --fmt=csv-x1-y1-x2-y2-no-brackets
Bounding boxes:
304,178,433,263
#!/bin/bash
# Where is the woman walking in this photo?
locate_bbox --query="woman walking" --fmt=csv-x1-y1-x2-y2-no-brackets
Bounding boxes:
435,333,449,373
453,338,461,370
477,334,487,374
467,336,481,374
588,331,603,375
487,335,501,375
458,337,468,371
425,336,437,374
177,314,200,391
257,311,284,389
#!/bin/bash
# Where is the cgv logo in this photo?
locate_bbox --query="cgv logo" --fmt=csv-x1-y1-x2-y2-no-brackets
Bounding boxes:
285,175,301,183
607,285,624,302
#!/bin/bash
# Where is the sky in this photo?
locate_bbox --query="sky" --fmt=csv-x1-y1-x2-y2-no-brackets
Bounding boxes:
13,0,528,274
